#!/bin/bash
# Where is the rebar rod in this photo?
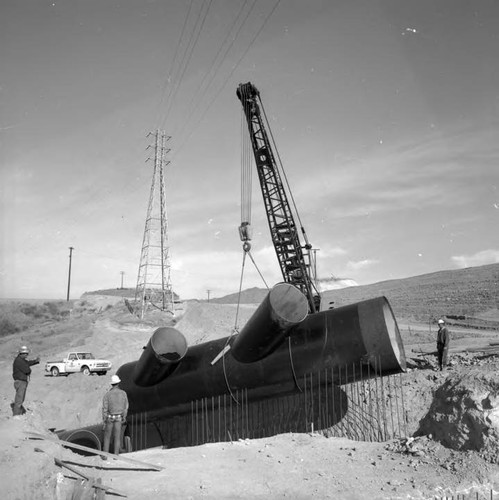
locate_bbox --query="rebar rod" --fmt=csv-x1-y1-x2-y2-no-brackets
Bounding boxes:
394,372,402,439
399,371,408,437
378,360,388,440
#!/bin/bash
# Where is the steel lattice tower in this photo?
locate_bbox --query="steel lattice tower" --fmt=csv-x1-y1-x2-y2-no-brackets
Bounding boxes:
135,130,175,318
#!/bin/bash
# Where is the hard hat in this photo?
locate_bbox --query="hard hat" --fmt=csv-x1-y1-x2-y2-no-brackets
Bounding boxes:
111,374,121,385
438,319,445,324
19,345,29,354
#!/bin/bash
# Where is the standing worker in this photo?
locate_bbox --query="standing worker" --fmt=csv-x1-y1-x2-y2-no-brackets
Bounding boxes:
12,345,40,416
436,319,450,371
102,374,129,458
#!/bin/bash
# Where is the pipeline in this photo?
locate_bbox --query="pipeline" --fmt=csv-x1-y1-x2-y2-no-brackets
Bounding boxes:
56,284,406,451
115,289,405,415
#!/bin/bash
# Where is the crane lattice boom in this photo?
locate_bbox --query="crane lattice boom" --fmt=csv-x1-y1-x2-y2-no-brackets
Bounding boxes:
237,82,320,312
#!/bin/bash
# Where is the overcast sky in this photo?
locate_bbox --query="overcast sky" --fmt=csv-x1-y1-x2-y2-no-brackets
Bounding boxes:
1,0,498,301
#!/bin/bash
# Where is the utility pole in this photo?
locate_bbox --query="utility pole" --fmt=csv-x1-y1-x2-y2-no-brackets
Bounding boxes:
66,246,74,301
135,130,175,318
120,271,125,290
207,289,211,302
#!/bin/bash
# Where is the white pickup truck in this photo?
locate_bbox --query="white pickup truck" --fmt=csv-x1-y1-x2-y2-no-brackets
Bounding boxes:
45,352,112,377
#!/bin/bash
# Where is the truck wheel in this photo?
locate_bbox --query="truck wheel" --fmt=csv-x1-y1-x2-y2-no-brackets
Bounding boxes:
82,366,91,376
51,367,59,377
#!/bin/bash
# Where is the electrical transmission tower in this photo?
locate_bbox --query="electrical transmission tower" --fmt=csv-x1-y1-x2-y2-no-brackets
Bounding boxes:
135,130,175,318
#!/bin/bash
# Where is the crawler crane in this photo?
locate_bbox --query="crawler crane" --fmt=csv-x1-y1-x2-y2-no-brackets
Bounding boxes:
237,82,321,313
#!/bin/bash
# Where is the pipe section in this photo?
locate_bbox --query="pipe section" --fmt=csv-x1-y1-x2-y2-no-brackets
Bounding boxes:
59,295,406,449
115,295,405,415
231,283,308,363
133,327,188,387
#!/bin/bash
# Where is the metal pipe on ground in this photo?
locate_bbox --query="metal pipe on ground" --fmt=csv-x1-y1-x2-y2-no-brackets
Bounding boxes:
115,290,405,415
57,285,406,451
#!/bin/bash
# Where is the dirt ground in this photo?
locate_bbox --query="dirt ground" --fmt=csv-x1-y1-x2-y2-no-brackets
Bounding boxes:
1,295,499,500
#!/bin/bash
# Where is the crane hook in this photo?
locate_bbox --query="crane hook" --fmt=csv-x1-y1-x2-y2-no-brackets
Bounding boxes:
239,222,252,253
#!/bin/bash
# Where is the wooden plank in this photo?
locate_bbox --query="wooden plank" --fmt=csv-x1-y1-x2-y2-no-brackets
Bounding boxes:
410,348,437,356
95,478,106,500
26,431,164,471
34,447,127,497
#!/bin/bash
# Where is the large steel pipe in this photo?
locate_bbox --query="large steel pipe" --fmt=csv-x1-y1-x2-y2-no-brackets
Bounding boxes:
133,327,188,387
231,282,308,363
116,296,405,415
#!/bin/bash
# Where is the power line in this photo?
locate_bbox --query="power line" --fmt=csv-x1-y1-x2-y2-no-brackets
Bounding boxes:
154,0,196,128
160,0,214,130
171,0,283,161
173,0,258,141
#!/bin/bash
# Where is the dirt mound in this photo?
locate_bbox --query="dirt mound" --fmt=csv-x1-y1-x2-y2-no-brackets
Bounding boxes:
210,287,267,305
175,301,257,344
417,366,499,462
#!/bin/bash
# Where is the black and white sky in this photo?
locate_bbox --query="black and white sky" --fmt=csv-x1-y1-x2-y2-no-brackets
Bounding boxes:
1,0,498,300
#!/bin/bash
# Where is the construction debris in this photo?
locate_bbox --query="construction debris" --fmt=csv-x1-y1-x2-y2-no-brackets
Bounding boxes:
34,447,125,498
26,431,163,471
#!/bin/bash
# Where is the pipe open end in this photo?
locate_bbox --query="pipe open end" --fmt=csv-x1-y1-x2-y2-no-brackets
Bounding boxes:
269,283,309,325
151,327,188,363
62,429,101,454
358,297,406,373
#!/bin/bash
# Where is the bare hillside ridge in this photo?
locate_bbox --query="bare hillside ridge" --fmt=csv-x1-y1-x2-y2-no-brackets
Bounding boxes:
212,263,499,323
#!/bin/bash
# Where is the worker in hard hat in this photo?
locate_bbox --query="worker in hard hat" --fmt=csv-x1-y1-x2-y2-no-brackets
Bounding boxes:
12,345,40,416
101,374,129,458
436,319,450,371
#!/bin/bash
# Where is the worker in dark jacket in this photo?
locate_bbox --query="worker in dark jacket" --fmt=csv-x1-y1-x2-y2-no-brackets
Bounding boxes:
436,319,450,371
102,374,129,457
12,345,40,416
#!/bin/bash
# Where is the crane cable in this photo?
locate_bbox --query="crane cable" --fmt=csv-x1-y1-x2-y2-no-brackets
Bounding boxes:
241,89,304,393
240,86,252,227
220,248,247,405
259,95,313,249
221,93,271,405
257,95,308,391
259,94,320,301
221,239,270,405
222,97,254,403
237,86,270,303
233,248,248,333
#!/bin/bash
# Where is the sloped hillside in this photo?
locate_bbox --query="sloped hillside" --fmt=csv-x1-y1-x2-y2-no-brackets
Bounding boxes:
210,287,268,305
211,264,499,324
322,263,499,322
